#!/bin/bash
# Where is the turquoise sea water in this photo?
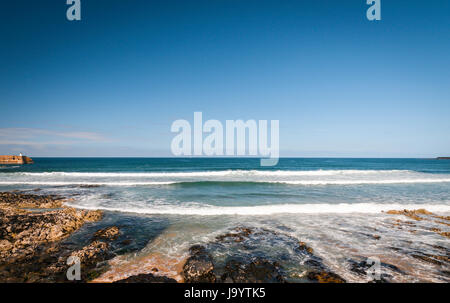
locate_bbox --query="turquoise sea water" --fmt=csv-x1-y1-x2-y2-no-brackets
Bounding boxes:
1,158,449,282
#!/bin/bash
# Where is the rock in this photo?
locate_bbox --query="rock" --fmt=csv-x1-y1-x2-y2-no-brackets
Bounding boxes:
92,226,120,241
182,245,216,283
220,258,285,283
347,258,403,282
411,253,449,266
114,273,177,283
385,209,433,221
307,271,346,283
0,192,109,282
80,209,103,222
78,185,102,188
69,241,110,266
298,241,314,254
186,226,349,283
215,227,253,243
0,192,66,209
0,207,104,262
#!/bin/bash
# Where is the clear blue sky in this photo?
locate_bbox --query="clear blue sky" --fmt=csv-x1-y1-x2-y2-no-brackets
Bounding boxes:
0,0,449,157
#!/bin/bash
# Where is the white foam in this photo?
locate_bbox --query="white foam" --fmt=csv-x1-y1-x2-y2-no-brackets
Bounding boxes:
65,202,450,216
1,178,450,186
269,179,450,185
16,169,411,178
0,181,176,186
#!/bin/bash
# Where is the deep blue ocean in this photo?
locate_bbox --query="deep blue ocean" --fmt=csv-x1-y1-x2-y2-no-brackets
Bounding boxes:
1,158,449,282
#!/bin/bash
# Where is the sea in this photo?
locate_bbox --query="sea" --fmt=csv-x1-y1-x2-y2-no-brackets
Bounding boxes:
1,158,449,282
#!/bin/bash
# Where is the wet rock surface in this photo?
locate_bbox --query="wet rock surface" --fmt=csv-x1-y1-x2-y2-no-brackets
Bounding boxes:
0,192,103,263
114,273,177,283
347,258,404,283
0,192,66,209
92,226,120,241
1,194,449,283
306,271,345,283
0,191,120,282
182,226,345,283
182,245,216,283
220,258,286,283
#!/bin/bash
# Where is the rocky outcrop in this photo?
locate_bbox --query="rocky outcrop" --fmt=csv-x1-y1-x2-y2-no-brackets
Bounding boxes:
307,271,345,283
182,226,346,283
0,208,103,262
385,209,433,221
0,192,66,209
182,245,216,283
92,226,120,241
0,192,103,264
220,258,286,283
385,208,450,238
0,191,117,282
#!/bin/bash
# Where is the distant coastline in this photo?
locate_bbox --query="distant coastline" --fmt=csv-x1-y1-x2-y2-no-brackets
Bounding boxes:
437,157,450,160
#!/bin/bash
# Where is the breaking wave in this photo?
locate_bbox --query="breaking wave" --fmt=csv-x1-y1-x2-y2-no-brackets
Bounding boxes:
16,169,413,177
65,202,450,216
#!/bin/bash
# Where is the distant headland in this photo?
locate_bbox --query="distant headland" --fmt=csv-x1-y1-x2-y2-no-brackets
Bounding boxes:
436,157,450,160
0,155,33,164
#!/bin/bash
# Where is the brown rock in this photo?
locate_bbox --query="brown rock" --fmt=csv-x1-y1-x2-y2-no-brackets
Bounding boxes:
307,271,346,283
92,226,120,241
298,241,314,254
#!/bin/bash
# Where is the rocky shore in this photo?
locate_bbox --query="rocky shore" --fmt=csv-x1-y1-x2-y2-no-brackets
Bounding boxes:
0,192,118,282
180,226,346,283
1,191,449,283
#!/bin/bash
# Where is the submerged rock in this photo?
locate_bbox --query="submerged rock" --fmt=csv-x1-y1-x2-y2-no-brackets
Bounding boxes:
411,253,449,266
183,226,345,283
182,245,216,283
298,241,314,254
220,258,285,283
385,209,433,221
92,226,120,241
306,271,345,283
347,258,406,283
215,227,253,243
114,273,177,283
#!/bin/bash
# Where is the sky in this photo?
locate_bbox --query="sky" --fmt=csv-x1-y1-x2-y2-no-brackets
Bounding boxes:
0,0,449,157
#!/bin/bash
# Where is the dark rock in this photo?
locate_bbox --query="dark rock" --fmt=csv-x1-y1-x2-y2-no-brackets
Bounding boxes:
215,227,253,243
78,185,102,188
120,239,132,246
182,245,216,283
220,258,286,283
347,258,404,283
411,253,449,265
114,273,177,283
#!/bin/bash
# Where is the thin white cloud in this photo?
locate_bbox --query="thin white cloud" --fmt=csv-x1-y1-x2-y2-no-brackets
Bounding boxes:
0,128,108,146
